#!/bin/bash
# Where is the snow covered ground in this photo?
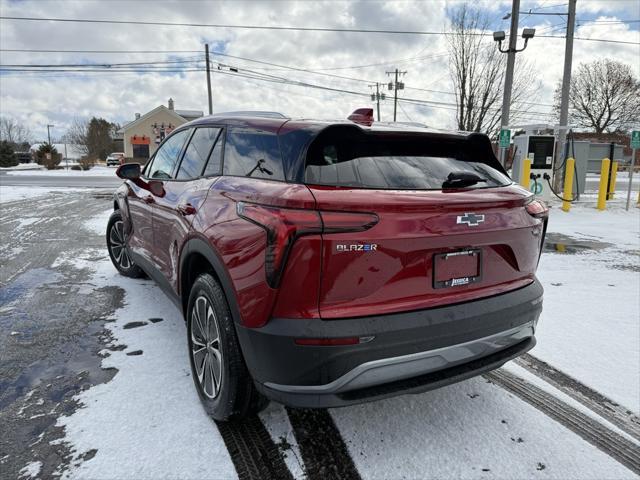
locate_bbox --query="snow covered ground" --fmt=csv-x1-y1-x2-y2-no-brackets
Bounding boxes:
5,166,118,177
533,200,640,411
0,185,90,203
4,184,638,479
51,250,237,480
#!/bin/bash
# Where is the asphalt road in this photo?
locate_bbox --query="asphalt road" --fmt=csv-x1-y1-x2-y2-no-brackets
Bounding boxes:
0,171,122,188
0,189,121,479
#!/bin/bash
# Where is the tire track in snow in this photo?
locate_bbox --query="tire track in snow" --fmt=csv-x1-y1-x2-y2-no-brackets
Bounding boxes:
286,407,361,480
487,369,640,475
514,353,640,441
216,415,294,480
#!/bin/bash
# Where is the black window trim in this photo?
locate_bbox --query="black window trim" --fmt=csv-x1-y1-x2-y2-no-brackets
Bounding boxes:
162,125,226,182
201,127,225,178
142,127,192,181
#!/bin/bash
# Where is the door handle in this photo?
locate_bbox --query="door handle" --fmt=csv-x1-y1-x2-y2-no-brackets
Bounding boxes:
143,195,155,204
177,203,197,216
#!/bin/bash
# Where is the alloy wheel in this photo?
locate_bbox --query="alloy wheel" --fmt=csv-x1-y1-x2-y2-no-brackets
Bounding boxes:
109,220,132,270
191,295,223,399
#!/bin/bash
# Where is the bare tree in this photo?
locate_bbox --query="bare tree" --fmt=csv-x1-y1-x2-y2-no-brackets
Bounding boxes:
64,118,90,156
554,59,640,133
0,117,33,145
65,117,117,162
446,6,539,136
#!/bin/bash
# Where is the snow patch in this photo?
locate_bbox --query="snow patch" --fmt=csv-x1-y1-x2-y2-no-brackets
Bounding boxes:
534,203,640,411
55,253,237,480
6,166,118,177
330,377,635,479
19,460,42,479
83,209,113,236
0,186,90,204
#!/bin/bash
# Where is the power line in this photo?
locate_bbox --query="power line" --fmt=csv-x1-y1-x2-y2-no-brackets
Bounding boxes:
0,48,201,54
0,48,450,70
1,16,636,45
0,58,204,68
537,35,639,45
0,60,555,122
0,15,488,36
576,19,640,25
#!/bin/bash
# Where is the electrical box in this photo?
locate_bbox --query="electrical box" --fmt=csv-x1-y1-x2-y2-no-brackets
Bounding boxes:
511,134,555,201
527,168,552,202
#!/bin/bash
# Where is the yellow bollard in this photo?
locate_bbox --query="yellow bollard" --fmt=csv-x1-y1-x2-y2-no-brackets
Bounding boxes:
562,158,575,212
607,161,618,200
597,158,611,211
520,158,531,189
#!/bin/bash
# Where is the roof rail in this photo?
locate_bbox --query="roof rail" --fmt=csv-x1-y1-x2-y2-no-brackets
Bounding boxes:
212,111,288,119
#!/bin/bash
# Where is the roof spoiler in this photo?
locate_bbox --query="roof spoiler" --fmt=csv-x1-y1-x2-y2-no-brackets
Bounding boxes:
347,108,374,126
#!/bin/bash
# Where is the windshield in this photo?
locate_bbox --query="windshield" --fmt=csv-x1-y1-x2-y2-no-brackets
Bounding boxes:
305,130,510,190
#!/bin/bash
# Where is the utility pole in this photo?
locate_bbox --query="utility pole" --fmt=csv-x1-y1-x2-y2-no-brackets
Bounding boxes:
368,82,385,121
554,0,577,191
385,69,406,122
375,82,380,121
205,44,213,115
499,0,520,166
46,124,54,145
493,0,535,166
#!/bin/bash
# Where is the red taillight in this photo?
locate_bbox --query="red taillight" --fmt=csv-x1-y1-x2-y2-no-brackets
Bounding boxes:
526,199,549,219
320,211,379,233
237,202,378,287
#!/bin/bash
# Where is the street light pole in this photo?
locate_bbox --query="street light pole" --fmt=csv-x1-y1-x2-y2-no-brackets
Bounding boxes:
499,0,520,166
493,0,535,167
375,82,381,121
205,44,213,115
47,124,54,145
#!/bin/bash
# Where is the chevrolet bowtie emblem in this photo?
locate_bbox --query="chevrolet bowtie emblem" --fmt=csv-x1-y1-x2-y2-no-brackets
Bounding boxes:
456,213,485,226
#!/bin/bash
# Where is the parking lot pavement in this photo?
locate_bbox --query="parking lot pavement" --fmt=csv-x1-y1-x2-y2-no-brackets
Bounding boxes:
1,188,638,480
0,171,122,189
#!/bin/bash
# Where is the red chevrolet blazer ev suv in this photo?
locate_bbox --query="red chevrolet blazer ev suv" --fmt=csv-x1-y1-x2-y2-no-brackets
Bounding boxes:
107,111,547,421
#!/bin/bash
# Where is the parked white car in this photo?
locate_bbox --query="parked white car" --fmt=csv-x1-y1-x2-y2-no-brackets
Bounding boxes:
106,152,125,167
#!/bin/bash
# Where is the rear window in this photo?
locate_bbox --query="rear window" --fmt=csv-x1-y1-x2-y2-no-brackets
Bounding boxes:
305,130,510,190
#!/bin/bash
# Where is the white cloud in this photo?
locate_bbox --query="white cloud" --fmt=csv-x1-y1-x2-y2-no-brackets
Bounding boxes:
0,0,638,140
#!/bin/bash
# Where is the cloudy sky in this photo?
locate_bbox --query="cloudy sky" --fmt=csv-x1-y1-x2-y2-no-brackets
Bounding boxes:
0,0,638,141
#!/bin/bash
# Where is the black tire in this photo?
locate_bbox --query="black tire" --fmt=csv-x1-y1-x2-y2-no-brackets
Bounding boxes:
106,211,145,278
186,273,268,421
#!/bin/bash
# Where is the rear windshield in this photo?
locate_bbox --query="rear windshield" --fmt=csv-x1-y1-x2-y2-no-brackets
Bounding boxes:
305,130,510,190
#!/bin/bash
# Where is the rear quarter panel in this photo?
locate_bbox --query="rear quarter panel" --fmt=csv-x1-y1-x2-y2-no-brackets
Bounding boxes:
193,176,320,327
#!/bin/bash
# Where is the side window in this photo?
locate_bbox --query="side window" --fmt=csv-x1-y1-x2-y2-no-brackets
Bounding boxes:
177,127,222,180
146,129,190,179
203,131,224,177
223,128,284,180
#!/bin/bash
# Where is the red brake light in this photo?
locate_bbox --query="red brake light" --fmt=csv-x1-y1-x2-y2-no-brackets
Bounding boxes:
526,199,548,219
320,211,379,233
237,202,378,287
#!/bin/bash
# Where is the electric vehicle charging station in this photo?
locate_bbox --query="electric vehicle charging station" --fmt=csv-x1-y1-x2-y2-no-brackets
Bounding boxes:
512,131,555,202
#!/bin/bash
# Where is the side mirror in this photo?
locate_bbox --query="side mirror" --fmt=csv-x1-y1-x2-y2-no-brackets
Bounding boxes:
116,163,141,180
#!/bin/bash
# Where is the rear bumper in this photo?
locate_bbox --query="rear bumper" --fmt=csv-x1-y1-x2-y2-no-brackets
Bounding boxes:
237,279,543,408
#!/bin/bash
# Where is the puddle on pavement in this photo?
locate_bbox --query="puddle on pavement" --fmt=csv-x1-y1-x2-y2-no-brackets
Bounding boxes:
543,233,612,254
0,268,63,305
0,319,118,410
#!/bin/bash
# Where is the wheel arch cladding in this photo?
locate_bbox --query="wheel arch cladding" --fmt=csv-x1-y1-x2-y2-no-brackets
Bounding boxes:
180,238,243,326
